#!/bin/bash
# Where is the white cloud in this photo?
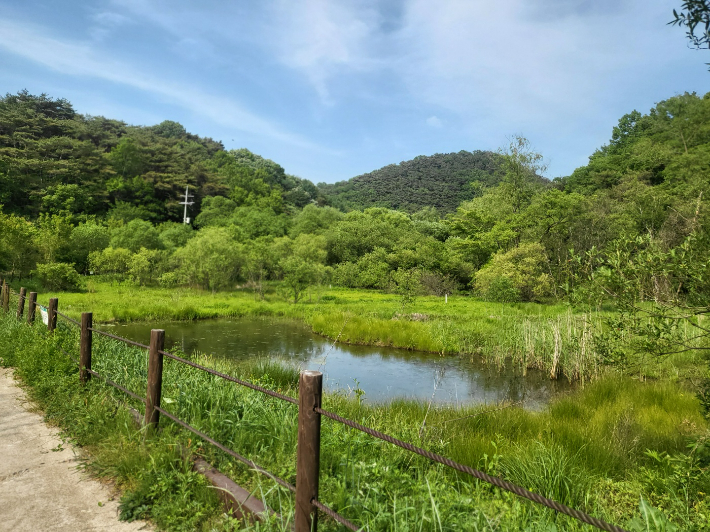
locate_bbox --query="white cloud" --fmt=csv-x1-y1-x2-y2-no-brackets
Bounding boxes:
267,0,381,102
0,19,322,151
426,115,443,128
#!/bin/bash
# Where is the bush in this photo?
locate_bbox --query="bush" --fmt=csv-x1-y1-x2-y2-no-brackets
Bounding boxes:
420,271,457,296
88,247,132,277
474,242,553,302
158,271,180,288
332,261,359,287
484,276,521,302
33,262,81,291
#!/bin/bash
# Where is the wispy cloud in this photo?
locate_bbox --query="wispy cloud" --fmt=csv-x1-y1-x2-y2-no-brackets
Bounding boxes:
268,0,381,102
0,18,322,151
108,0,387,103
88,14,127,41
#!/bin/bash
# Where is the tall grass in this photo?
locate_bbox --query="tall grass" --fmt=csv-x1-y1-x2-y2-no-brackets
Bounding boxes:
1,303,708,531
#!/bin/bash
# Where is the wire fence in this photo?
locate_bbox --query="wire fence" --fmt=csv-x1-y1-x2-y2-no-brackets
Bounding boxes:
0,283,628,532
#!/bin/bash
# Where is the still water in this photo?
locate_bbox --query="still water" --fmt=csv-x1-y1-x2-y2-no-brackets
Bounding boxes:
107,318,572,408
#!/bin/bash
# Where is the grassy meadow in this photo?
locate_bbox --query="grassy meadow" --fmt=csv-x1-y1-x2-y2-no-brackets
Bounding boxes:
2,282,709,530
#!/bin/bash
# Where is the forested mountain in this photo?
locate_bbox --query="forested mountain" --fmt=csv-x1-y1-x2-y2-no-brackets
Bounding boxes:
0,90,322,224
317,150,503,213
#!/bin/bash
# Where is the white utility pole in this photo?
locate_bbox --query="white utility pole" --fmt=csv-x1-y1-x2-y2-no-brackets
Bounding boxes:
180,185,194,224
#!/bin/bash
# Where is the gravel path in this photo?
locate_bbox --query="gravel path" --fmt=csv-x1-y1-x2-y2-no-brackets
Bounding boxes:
0,368,151,532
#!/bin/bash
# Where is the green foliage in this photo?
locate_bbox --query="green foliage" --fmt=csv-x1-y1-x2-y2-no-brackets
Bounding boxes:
229,206,290,239
500,442,595,510
0,91,320,224
289,204,343,237
173,227,243,290
670,1,710,52
498,135,547,214
157,222,194,251
89,247,132,277
68,222,109,273
244,237,275,299
475,243,554,302
483,276,521,303
34,214,72,263
110,219,162,252
0,211,38,279
275,234,329,303
41,184,93,219
194,196,236,227
128,248,163,286
326,207,413,263
628,499,680,532
581,232,710,369
33,262,81,290
392,267,422,309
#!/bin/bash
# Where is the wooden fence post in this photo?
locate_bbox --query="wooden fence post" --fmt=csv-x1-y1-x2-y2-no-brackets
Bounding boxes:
2,281,8,313
27,292,37,324
47,297,58,332
16,287,26,319
80,312,92,384
295,370,323,532
145,329,165,428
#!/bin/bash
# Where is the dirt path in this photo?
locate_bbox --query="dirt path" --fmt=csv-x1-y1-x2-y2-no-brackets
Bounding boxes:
0,368,151,532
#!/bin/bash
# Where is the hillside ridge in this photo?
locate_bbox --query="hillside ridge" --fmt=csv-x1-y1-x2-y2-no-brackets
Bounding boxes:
318,150,502,213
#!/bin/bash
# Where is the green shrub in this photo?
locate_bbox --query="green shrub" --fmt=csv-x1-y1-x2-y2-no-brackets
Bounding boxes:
158,271,180,288
484,276,521,302
33,262,81,291
89,247,132,277
475,242,554,302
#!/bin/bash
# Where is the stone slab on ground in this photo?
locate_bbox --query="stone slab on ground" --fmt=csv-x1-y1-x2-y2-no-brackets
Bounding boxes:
0,368,151,532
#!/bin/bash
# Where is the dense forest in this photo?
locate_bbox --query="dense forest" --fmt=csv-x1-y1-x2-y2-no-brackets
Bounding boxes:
317,150,504,213
0,89,709,318
0,90,323,223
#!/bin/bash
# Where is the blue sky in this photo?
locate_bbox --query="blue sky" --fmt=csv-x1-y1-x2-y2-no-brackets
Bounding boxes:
1,0,708,184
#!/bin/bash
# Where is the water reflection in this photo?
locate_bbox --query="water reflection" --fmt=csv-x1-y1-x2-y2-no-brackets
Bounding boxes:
108,318,572,408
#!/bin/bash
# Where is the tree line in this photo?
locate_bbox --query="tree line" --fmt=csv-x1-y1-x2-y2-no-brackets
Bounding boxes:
0,90,709,312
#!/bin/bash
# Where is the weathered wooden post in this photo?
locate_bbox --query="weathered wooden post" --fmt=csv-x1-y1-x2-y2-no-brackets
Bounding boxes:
1,281,8,313
0,282,4,313
145,329,165,428
80,312,92,384
47,297,58,332
16,287,26,319
27,292,37,324
295,370,323,532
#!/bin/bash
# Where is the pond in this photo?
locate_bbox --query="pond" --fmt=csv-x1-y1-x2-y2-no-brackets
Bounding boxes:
106,318,573,408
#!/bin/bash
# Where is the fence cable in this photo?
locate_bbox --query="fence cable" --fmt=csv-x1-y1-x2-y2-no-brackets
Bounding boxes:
87,369,147,404
314,406,627,532
89,328,150,350
160,350,298,405
55,310,81,327
58,345,80,366
311,498,360,531
153,405,296,493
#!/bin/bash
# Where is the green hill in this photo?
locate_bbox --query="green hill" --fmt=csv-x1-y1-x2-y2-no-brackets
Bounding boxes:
318,150,502,213
0,90,322,223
